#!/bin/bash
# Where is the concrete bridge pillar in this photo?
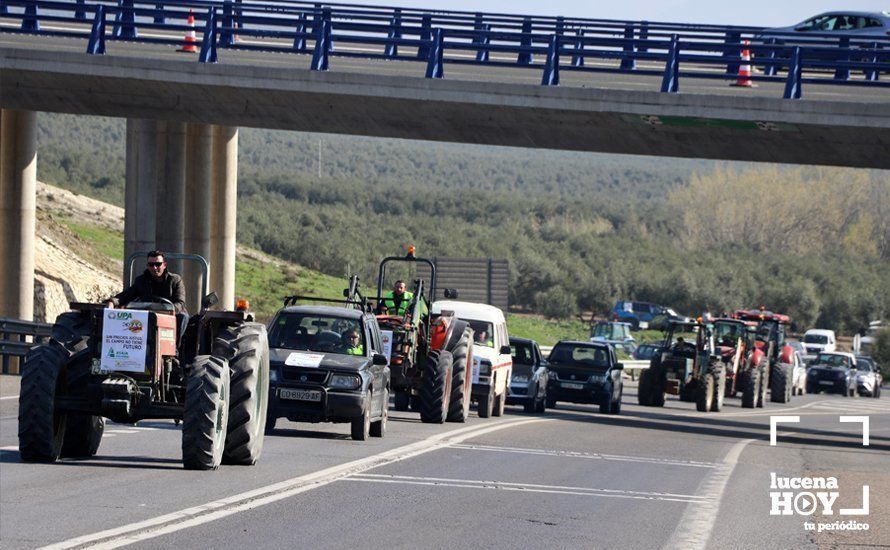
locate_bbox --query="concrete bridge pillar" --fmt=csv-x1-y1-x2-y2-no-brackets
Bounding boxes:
210,125,238,311
155,121,187,276
183,123,213,313
0,109,37,321
123,118,159,282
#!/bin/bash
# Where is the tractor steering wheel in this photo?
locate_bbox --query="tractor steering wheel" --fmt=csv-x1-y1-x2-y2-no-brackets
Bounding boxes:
149,296,176,312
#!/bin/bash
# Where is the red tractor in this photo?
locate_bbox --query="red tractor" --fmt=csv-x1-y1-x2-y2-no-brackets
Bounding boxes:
18,253,270,470
732,308,795,405
713,318,767,408
373,248,474,424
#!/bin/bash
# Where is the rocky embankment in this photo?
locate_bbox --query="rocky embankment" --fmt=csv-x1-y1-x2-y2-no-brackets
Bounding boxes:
33,183,121,322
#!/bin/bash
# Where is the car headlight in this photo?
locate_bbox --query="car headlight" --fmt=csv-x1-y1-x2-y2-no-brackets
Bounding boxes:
328,374,362,390
269,369,279,383
588,374,607,383
512,374,529,384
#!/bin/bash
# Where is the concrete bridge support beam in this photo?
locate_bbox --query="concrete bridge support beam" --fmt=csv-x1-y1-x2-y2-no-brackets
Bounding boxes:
210,125,238,311
0,109,37,321
123,118,160,282
155,121,187,276
183,123,213,313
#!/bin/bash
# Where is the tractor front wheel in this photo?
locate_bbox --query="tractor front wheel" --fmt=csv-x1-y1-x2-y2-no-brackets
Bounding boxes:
182,355,230,470
18,343,68,463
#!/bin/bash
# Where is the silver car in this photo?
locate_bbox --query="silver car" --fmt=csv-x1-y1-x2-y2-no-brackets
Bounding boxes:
855,356,883,398
763,11,890,38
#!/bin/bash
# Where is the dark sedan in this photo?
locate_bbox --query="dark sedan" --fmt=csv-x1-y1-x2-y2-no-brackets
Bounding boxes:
266,306,390,440
506,337,549,413
806,352,857,396
546,340,623,414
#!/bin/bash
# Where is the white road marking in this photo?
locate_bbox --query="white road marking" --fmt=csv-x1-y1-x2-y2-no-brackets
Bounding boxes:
41,417,550,550
346,473,710,504
106,430,143,435
452,443,717,468
0,445,19,451
0,395,20,401
664,437,756,550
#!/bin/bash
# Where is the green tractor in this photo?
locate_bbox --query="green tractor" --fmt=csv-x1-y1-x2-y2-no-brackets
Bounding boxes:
17,253,270,470
373,248,474,424
638,320,725,412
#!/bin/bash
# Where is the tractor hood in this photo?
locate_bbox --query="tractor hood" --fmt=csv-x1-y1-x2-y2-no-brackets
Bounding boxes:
269,348,370,372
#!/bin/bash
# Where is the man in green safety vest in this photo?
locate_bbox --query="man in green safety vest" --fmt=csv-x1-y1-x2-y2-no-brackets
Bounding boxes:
381,280,414,316
342,328,364,356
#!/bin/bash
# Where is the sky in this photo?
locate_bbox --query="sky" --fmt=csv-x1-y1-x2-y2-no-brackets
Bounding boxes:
338,1,889,27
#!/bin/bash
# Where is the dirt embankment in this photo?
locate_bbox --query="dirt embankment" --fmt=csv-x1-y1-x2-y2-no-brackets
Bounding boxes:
33,183,122,323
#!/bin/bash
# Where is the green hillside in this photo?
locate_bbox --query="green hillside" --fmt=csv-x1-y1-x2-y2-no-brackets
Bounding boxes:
35,113,889,334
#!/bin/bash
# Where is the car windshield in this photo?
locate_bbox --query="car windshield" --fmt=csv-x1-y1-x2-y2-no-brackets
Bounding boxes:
549,344,610,368
469,321,495,347
269,312,365,356
815,353,849,368
636,344,659,359
511,342,535,365
592,323,626,340
797,14,841,31
665,308,679,317
856,358,874,371
714,322,744,347
804,334,829,344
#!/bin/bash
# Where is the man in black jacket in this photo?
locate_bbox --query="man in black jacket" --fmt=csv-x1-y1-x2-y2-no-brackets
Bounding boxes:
106,250,188,337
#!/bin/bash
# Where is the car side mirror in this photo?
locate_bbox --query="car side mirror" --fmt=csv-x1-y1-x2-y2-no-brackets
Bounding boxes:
202,292,219,309
500,345,512,355
444,288,459,299
372,353,388,366
615,363,624,370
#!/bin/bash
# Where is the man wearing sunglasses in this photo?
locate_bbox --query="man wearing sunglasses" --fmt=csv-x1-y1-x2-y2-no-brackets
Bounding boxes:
106,250,188,338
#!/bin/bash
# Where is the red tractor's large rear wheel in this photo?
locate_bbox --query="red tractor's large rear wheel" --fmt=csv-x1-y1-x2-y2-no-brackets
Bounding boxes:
446,325,473,423
419,350,452,424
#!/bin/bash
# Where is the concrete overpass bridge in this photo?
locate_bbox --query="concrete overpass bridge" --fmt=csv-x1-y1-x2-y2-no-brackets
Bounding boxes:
1,0,889,320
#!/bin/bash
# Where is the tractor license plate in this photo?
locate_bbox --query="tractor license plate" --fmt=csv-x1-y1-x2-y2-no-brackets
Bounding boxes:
280,388,322,402
561,382,585,390
819,381,835,385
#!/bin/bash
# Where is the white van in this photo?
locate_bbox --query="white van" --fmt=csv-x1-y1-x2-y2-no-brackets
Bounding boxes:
803,329,837,357
432,301,512,418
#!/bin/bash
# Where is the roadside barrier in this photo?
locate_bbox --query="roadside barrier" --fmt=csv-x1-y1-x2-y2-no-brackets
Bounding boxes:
0,317,51,374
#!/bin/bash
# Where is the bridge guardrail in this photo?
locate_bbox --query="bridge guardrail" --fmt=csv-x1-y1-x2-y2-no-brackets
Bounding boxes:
0,0,887,99
0,317,52,374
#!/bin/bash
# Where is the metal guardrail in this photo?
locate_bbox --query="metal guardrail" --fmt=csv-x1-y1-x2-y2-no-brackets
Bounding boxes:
0,0,887,99
0,317,52,374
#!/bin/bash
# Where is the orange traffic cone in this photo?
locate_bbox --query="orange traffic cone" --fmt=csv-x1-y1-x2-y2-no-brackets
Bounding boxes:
731,39,755,87
179,9,197,53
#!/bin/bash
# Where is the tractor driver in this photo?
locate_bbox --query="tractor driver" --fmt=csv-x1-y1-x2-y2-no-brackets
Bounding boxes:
106,250,188,339
379,280,414,316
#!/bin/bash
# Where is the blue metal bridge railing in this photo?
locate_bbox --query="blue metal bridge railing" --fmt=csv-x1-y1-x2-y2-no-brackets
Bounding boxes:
1,0,888,98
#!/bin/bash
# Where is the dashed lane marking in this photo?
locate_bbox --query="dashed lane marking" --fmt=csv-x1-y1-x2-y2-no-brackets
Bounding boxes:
41,417,550,550
451,443,717,468
0,395,19,401
345,473,711,504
